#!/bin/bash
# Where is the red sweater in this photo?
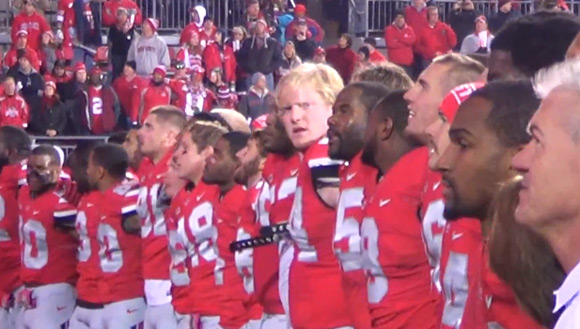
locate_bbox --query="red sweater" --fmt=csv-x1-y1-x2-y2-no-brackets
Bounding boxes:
416,21,457,61
11,12,51,52
112,74,147,118
369,49,387,63
404,5,428,36
325,46,358,84
136,83,172,124
202,42,237,84
0,94,29,129
385,23,416,66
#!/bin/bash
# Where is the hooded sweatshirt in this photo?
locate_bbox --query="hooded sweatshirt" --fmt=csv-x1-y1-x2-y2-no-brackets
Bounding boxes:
180,5,206,45
127,33,170,76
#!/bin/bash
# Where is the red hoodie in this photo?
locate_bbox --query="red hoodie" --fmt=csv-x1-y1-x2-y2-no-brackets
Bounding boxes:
0,93,30,129
385,23,417,66
404,5,428,37
113,74,148,119
4,46,41,71
416,21,457,61
135,83,172,124
202,42,237,84
11,12,51,53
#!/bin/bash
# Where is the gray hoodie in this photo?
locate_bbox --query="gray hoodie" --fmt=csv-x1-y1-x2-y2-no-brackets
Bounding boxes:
127,33,171,76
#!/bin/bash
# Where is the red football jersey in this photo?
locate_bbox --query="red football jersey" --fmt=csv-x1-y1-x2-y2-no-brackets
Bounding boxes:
333,152,376,329
254,153,299,315
0,163,25,295
288,138,351,329
138,151,173,281
75,191,104,303
361,147,438,329
235,180,265,321
166,187,193,314
19,186,78,285
214,184,251,329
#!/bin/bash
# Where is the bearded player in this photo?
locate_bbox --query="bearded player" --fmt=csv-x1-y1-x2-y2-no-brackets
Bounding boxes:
0,127,30,329
18,145,78,329
434,81,543,328
327,81,389,329
137,107,186,329
277,63,352,328
358,91,438,328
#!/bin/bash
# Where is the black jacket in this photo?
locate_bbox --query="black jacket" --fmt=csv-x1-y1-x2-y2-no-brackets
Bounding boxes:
448,10,479,51
237,87,275,120
238,35,282,75
29,97,68,136
293,36,316,62
488,10,521,34
11,68,44,113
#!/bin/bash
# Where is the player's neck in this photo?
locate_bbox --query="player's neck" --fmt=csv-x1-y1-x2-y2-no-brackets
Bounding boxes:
376,136,415,176
219,180,235,196
98,177,122,193
542,218,580,273
247,170,263,188
188,170,203,186
151,147,171,165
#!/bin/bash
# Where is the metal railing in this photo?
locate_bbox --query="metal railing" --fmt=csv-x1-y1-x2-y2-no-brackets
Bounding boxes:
0,0,246,34
32,135,110,157
350,0,579,36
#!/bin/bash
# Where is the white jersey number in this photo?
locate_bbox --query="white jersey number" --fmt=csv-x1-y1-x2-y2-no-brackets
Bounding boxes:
139,183,167,238
361,217,388,303
22,220,49,269
333,187,364,272
289,187,317,263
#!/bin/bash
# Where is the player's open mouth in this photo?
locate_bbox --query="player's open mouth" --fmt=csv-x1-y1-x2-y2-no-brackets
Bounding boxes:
408,110,416,119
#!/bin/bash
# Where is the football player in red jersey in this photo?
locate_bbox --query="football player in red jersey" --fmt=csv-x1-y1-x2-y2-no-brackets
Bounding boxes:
422,83,485,329
136,107,186,329
86,144,146,328
253,111,297,327
18,145,78,329
232,130,268,329
0,127,30,329
276,63,351,329
202,132,252,329
327,82,390,329
359,91,438,329
433,81,543,328
171,120,227,327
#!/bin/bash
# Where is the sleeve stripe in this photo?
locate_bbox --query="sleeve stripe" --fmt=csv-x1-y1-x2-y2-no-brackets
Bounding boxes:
126,189,140,197
308,158,343,168
54,209,78,218
122,204,137,214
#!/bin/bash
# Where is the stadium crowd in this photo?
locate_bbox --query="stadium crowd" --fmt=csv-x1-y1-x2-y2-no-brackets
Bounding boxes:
1,1,580,329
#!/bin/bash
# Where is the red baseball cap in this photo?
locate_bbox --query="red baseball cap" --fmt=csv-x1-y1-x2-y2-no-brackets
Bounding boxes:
294,4,307,15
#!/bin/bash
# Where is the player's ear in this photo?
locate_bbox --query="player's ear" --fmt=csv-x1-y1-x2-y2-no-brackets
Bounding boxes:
97,166,106,180
378,117,394,142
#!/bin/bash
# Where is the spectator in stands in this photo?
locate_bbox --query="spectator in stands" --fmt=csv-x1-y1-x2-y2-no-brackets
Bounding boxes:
13,0,49,16
230,26,248,54
404,0,428,34
208,67,227,96
168,61,193,116
51,59,72,99
313,46,327,63
238,18,282,91
488,12,580,81
203,29,237,90
11,0,51,53
363,37,387,63
279,40,302,77
200,17,218,49
285,4,325,45
5,30,40,72
416,6,457,67
108,7,137,79
178,29,204,72
56,0,95,66
62,62,88,133
385,11,416,77
189,65,213,112
0,76,30,129
180,5,206,45
76,67,119,135
238,72,274,120
461,15,494,55
326,33,358,83
113,61,147,127
448,0,479,51
356,46,372,72
243,0,274,34
30,76,67,136
39,31,60,75
488,0,521,34
215,85,238,110
127,18,170,76
13,50,44,112
102,0,143,28
134,65,172,124
292,19,317,61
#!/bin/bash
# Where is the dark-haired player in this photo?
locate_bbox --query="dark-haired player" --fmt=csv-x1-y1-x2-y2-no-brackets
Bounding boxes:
136,106,186,329
18,145,78,329
359,91,438,328
86,144,145,328
328,81,389,328
434,81,543,328
0,126,30,329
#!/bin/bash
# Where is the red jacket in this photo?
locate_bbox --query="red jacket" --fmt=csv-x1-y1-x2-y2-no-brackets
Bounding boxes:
385,23,416,66
0,94,30,129
80,85,119,135
112,74,148,118
325,46,358,84
369,49,387,63
176,47,203,73
404,5,428,36
285,16,325,44
416,22,457,61
190,85,214,113
102,0,143,27
136,83,172,124
202,42,237,84
11,12,51,53
179,23,201,46
4,46,41,71
57,0,93,47
167,78,190,114
199,27,217,49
